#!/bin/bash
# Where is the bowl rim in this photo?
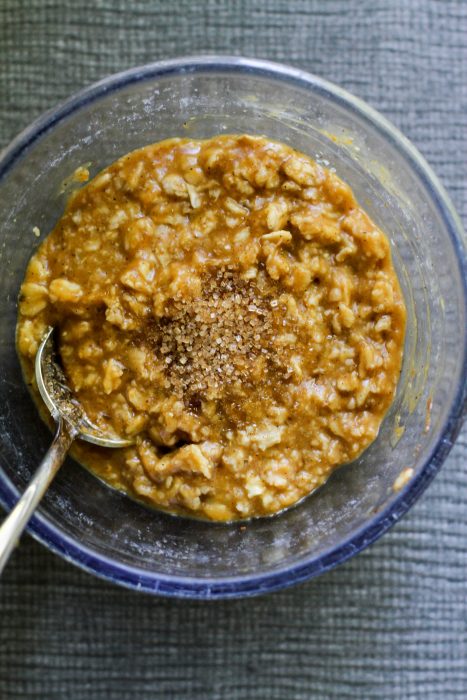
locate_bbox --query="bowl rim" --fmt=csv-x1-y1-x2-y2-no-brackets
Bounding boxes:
0,55,466,599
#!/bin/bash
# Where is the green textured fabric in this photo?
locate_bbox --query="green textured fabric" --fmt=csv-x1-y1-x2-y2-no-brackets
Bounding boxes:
0,1,466,698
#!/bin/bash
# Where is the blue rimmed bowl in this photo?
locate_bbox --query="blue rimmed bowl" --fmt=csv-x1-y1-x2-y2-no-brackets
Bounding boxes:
0,56,465,598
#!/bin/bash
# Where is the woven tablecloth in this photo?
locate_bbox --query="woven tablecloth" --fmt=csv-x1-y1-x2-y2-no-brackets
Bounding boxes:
0,1,466,698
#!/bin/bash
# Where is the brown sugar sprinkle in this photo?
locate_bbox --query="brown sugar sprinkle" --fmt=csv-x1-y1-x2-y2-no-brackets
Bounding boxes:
146,268,282,400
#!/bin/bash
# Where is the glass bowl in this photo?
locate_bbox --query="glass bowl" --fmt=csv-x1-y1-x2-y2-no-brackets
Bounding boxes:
0,56,465,599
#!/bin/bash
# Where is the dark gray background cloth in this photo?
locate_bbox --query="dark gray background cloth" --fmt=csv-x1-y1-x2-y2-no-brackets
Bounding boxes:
0,1,466,698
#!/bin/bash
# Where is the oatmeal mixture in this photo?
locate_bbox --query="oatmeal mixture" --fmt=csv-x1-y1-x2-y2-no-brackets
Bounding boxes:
17,135,406,521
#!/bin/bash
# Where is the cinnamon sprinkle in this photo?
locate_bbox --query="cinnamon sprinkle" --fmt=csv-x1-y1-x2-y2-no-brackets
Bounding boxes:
147,268,279,399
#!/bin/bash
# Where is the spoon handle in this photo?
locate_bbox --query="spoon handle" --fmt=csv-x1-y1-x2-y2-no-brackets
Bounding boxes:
0,419,75,575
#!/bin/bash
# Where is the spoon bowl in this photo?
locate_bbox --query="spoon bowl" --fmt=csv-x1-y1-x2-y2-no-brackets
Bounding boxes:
36,326,133,448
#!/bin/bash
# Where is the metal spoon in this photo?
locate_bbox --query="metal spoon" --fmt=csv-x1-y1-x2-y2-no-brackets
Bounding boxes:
0,326,132,573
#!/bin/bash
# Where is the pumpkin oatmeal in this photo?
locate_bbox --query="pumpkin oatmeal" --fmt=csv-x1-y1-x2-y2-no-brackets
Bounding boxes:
16,134,406,521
